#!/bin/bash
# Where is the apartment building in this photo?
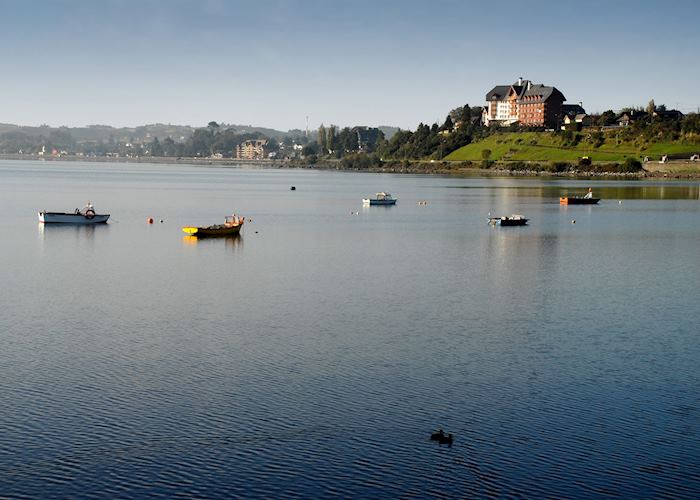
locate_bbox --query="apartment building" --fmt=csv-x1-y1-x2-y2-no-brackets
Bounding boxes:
236,139,267,160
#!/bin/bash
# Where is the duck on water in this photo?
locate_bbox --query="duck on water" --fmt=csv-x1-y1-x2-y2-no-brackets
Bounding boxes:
430,429,454,445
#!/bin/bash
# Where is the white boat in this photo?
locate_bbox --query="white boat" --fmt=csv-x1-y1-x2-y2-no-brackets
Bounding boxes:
488,214,528,226
39,202,110,224
362,192,397,205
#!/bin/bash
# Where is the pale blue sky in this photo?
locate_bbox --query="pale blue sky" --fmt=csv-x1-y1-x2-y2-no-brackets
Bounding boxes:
1,0,698,130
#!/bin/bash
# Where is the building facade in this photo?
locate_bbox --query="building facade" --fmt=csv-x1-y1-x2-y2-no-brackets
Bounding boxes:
483,78,568,129
236,139,267,160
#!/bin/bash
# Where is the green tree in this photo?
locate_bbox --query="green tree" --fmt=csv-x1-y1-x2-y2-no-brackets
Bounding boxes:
327,125,336,153
598,110,617,127
162,137,176,156
646,99,656,115
459,104,473,124
442,115,454,131
481,148,492,160
149,137,163,156
317,124,326,153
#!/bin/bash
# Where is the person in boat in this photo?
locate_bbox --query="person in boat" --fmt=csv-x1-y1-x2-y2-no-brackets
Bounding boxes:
583,188,593,199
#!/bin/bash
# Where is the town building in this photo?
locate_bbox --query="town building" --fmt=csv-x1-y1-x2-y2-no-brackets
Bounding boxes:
236,139,267,160
483,78,569,129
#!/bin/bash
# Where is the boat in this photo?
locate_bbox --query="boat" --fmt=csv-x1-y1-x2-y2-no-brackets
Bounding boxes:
560,188,600,205
182,214,244,237
488,214,529,226
39,202,110,224
362,192,397,205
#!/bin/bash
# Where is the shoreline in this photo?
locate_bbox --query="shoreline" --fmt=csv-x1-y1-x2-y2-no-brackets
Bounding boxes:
2,153,700,179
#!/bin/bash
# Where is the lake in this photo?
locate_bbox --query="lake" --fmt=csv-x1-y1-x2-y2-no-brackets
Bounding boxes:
1,159,700,498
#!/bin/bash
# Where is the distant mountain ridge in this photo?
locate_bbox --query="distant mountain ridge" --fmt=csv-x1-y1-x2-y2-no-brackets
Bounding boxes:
0,122,293,144
0,122,401,145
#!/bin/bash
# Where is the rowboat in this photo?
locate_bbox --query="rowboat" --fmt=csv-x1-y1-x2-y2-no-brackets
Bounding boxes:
560,188,600,205
559,196,600,205
488,214,528,226
39,202,110,224
182,215,244,237
362,192,396,205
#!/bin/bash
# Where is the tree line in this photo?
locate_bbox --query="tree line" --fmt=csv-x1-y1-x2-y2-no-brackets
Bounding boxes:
1,100,697,162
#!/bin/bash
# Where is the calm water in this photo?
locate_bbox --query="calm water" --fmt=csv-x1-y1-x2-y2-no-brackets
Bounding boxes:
1,160,700,498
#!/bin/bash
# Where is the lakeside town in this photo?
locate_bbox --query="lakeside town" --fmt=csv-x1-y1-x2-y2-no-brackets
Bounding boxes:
2,77,699,175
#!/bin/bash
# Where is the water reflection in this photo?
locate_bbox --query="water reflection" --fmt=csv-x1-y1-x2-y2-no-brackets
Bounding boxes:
38,222,106,243
182,234,243,251
453,183,700,200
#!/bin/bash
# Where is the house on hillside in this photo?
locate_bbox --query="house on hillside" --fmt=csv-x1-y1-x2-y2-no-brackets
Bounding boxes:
562,114,590,130
562,103,591,130
482,78,569,129
562,103,586,118
617,110,647,127
653,109,684,120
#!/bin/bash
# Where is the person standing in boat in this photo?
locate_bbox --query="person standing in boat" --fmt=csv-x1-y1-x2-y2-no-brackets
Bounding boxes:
584,187,593,199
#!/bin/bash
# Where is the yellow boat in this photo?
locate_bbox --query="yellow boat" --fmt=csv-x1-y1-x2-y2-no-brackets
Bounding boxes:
182,215,244,237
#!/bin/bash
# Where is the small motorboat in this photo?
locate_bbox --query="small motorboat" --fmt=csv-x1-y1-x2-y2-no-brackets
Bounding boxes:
182,214,244,237
362,192,396,205
560,188,600,205
488,214,528,226
39,202,110,224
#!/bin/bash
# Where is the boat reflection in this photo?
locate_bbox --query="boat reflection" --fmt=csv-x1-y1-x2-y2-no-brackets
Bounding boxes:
38,221,106,242
182,233,243,250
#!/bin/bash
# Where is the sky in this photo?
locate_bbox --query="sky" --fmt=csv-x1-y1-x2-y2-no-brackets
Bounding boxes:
1,0,699,131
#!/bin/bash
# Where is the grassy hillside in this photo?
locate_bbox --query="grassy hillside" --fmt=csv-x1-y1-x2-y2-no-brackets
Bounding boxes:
444,131,700,162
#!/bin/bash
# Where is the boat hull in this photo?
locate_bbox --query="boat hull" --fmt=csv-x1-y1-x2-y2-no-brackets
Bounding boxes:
560,197,600,205
498,218,528,226
363,199,397,205
182,223,243,237
488,217,528,226
39,212,110,224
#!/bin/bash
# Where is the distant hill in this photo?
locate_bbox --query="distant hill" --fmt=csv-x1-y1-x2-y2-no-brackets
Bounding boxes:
0,122,308,145
0,121,402,145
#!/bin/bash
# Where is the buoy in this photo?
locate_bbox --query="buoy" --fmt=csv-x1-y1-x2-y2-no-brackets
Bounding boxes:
159,219,164,223
619,200,622,204
571,219,576,224
147,217,154,224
